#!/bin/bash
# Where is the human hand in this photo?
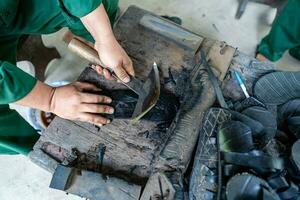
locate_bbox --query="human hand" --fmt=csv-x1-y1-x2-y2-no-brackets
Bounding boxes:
94,38,135,83
49,82,114,126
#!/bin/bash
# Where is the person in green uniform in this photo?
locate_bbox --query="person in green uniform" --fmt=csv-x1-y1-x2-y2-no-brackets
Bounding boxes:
256,0,300,62
0,0,135,155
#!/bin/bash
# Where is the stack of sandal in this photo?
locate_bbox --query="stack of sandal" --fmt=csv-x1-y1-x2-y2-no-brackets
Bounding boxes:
219,72,300,200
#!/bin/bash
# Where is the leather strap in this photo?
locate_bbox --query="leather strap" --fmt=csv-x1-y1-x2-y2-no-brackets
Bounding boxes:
200,39,235,81
200,50,229,109
287,116,300,126
267,175,289,190
262,188,280,200
277,182,299,199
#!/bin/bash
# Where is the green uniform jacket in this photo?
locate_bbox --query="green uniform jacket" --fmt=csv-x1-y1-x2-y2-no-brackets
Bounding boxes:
0,0,118,155
258,0,300,61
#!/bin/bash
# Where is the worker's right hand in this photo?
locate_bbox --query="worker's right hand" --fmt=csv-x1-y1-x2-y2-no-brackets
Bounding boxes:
49,82,114,126
94,37,135,83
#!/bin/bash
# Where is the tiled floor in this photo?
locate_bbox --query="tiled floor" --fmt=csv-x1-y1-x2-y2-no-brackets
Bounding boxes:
0,1,299,200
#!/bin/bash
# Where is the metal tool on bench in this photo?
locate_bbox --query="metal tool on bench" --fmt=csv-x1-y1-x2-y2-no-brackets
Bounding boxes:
68,38,160,122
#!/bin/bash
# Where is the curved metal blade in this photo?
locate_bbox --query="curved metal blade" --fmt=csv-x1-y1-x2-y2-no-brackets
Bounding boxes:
131,62,160,124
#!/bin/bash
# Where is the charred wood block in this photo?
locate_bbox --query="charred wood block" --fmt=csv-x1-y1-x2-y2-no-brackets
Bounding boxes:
49,165,76,191
50,166,142,200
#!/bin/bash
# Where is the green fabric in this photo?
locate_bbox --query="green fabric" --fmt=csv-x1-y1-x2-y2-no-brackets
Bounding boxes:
0,0,19,27
0,35,37,104
258,0,300,61
289,46,300,60
0,0,119,155
61,0,103,18
0,105,39,155
65,0,119,42
0,61,37,104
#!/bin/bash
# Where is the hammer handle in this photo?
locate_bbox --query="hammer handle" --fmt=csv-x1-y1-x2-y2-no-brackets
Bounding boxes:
68,38,143,94
68,38,115,74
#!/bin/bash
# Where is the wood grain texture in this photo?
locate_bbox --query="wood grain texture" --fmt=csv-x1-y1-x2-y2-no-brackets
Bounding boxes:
29,6,204,185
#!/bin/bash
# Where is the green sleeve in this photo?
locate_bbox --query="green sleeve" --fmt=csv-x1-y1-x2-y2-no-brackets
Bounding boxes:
0,35,37,104
61,0,119,42
258,0,300,61
0,35,39,155
0,61,37,104
0,105,39,155
61,0,103,18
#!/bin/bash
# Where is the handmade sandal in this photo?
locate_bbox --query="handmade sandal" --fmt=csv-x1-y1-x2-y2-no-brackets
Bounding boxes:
242,106,277,145
226,173,280,200
219,121,254,153
254,72,300,105
278,99,300,138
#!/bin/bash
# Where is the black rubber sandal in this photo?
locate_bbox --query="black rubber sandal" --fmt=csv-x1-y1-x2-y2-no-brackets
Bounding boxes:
254,72,300,105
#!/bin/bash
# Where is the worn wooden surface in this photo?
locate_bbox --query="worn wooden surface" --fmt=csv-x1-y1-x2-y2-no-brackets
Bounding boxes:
29,6,203,185
140,172,175,200
64,168,141,200
113,6,200,95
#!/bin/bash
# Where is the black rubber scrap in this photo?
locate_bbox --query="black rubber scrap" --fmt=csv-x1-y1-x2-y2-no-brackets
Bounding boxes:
267,175,289,191
221,151,284,173
277,182,299,200
219,121,254,153
242,106,277,145
226,173,280,200
229,110,264,138
278,99,300,138
278,99,300,122
254,71,300,105
101,89,180,123
291,139,300,173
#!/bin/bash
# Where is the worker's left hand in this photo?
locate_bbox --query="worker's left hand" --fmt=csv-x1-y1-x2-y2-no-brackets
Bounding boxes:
94,37,135,83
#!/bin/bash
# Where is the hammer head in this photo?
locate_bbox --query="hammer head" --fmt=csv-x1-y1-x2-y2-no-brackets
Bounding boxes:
131,62,160,123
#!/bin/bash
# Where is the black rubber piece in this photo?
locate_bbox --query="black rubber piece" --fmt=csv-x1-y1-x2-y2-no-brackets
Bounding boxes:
100,89,180,124
232,97,266,112
230,110,264,138
226,173,280,200
278,99,300,122
254,71,300,105
267,175,289,190
277,182,299,199
223,164,241,177
278,99,300,138
291,139,300,173
286,159,300,182
77,66,180,123
242,106,277,145
222,151,284,173
219,121,254,153
287,116,300,137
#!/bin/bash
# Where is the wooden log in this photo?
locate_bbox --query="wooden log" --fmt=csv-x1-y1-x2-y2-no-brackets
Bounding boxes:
30,6,201,183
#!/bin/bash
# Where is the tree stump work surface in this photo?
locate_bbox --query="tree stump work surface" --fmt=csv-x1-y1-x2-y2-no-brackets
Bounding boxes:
29,6,204,185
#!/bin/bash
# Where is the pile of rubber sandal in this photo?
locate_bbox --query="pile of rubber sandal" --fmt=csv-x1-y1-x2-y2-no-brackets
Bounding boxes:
219,72,300,200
